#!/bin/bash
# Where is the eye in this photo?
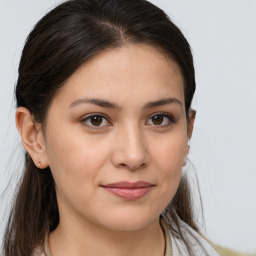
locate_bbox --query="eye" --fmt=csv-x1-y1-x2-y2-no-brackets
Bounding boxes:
146,113,175,127
81,114,110,128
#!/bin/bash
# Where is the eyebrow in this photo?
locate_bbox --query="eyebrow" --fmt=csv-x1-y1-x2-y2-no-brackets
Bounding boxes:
143,98,182,109
69,97,182,109
69,98,121,109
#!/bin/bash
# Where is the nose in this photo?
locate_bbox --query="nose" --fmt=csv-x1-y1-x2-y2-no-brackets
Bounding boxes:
111,124,149,170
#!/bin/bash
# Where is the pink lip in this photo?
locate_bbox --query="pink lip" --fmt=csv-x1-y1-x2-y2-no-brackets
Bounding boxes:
101,181,154,200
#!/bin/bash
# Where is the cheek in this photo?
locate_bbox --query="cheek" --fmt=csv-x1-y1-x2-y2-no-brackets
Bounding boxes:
151,132,187,171
44,133,112,219
150,132,187,200
44,126,110,194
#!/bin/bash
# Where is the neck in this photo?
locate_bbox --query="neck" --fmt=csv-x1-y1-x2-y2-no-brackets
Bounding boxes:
49,214,165,256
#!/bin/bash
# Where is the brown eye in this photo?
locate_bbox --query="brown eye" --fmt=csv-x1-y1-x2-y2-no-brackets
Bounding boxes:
146,113,175,127
90,115,103,126
152,115,164,125
81,114,110,128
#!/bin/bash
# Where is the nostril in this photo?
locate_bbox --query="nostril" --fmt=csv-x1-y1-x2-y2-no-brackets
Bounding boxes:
118,162,146,170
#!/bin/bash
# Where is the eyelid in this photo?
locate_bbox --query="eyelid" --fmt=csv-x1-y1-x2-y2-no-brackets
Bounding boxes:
80,113,112,129
146,112,176,126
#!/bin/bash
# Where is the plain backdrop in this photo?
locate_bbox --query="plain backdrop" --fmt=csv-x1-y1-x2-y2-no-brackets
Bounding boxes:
0,0,255,253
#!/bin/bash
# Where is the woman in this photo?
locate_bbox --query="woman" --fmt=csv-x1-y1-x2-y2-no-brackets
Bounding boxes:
3,0,222,255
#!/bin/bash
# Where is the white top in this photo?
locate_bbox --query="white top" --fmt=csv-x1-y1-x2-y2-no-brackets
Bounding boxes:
165,217,220,256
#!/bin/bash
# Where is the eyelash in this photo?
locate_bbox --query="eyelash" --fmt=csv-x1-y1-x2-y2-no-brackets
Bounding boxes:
147,112,176,127
80,113,110,130
80,112,176,129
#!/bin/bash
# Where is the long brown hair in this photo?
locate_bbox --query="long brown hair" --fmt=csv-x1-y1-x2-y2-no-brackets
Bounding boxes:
3,0,199,255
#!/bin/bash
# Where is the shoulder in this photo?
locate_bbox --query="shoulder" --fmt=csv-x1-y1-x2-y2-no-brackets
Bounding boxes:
175,220,220,256
163,216,220,256
213,244,256,256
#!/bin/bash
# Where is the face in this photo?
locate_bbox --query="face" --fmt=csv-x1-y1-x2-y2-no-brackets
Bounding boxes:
42,44,191,231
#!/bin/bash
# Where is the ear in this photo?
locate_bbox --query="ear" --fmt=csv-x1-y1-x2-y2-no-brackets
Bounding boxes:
185,109,196,158
15,107,49,169
187,109,196,140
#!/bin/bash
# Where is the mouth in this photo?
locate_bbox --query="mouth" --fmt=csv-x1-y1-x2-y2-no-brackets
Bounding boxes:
100,181,154,200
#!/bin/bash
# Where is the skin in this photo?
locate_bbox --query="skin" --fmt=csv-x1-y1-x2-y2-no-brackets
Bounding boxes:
16,44,194,256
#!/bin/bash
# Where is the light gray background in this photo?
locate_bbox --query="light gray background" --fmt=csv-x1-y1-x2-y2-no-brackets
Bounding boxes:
0,0,255,253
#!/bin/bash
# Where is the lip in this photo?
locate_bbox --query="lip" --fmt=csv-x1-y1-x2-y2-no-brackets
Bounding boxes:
101,181,154,200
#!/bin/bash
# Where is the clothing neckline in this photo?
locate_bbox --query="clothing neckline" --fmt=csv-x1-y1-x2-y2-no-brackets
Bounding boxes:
160,217,173,256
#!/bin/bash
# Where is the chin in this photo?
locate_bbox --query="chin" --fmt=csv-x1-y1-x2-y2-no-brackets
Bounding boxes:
94,209,160,232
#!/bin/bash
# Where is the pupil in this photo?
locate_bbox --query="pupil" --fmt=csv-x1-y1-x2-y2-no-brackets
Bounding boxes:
152,115,163,125
91,116,102,126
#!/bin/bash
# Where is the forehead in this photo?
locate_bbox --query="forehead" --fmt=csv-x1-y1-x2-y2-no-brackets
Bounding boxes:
53,44,185,108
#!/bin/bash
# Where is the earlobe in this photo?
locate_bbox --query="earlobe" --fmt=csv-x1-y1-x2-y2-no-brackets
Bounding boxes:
15,107,49,169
